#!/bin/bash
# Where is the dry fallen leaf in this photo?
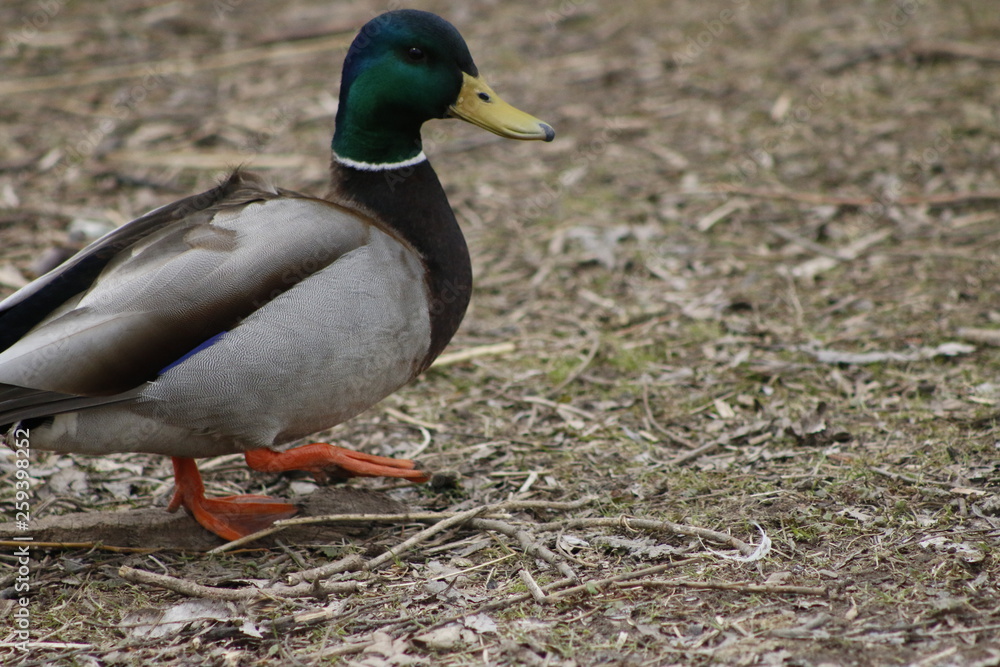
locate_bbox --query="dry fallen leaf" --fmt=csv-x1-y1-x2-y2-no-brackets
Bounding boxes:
122,600,239,639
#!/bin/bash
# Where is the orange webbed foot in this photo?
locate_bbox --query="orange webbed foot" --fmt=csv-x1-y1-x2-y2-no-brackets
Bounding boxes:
245,444,431,483
169,457,298,541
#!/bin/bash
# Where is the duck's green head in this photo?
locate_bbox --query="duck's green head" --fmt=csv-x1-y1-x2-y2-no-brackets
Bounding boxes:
333,10,554,168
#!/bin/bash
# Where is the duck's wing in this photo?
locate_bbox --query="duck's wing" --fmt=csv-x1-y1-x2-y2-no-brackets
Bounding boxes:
0,170,379,411
0,174,253,426
0,384,142,427
0,171,259,348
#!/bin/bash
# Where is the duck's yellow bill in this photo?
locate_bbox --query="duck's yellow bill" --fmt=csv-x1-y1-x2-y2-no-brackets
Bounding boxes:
449,73,555,142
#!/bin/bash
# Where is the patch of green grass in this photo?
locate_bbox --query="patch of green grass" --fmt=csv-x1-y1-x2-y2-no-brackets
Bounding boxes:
546,354,582,386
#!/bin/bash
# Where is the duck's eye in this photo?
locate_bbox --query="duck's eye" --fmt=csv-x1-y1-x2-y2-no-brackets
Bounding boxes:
406,47,426,62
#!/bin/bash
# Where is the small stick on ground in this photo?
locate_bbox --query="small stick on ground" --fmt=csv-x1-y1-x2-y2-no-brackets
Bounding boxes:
712,184,1000,208
908,40,1000,65
669,440,721,465
617,579,827,596
314,641,373,659
395,576,579,634
207,526,285,554
363,505,495,572
503,499,594,511
432,341,517,368
119,563,361,601
642,382,691,445
536,516,755,556
546,558,703,601
519,395,596,420
519,569,548,603
381,406,444,432
0,541,158,554
470,518,578,580
957,327,1000,347
548,331,601,395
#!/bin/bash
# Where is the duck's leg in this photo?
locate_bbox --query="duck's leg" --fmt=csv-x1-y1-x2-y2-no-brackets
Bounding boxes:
245,444,431,483
167,457,299,541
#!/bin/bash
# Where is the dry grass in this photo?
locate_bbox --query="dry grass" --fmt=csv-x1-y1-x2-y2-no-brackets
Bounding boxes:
2,0,1000,665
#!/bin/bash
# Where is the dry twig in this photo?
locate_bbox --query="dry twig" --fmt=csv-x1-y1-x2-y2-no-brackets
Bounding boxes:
713,184,1000,208
432,342,517,368
616,579,827,596
381,406,445,432
957,328,1000,347
545,559,702,601
469,518,577,580
548,331,601,395
399,576,579,634
118,563,360,601
908,40,1000,64
669,440,722,465
536,516,755,556
519,569,548,603
0,541,158,554
363,506,494,571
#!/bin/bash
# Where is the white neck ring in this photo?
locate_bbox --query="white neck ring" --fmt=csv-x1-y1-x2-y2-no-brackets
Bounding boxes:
333,151,428,171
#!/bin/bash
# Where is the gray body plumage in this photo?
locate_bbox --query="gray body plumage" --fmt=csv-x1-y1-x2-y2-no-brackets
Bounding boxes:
0,173,432,458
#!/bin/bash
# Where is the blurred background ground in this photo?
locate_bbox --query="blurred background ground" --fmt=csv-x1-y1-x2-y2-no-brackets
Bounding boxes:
1,0,999,665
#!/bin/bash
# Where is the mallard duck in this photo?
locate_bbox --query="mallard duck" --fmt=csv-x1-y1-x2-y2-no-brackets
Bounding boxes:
0,10,553,541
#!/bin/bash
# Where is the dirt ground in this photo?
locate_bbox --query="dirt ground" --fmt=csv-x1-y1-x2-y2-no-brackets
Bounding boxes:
2,0,1000,665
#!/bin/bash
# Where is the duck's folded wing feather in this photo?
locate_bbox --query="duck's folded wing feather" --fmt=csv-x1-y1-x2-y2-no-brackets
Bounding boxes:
0,383,141,426
0,171,260,349
0,171,377,398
